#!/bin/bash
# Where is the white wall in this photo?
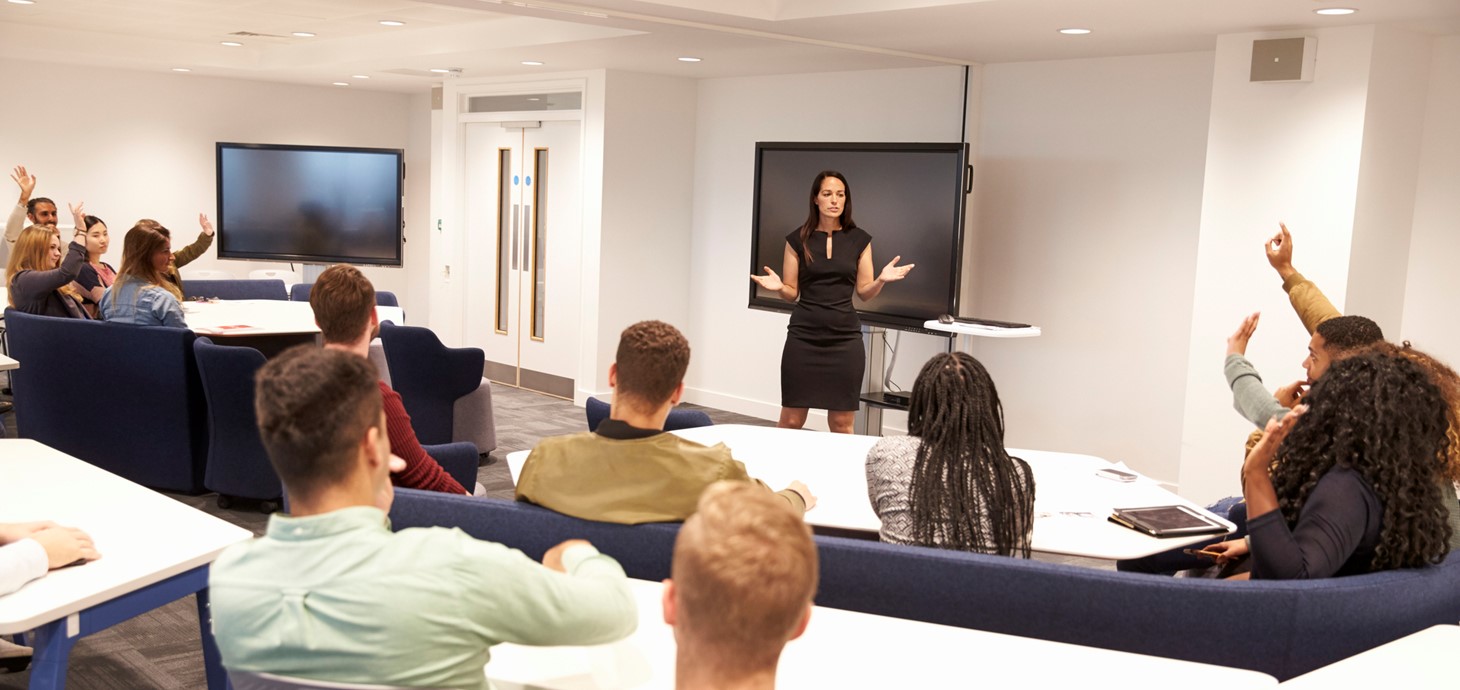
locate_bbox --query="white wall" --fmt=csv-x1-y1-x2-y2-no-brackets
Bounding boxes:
971,52,1215,484
683,65,967,428
0,59,425,312
1401,35,1460,365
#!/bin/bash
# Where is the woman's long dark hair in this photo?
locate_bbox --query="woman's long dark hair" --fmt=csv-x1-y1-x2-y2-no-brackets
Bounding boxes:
795,170,857,265
1269,352,1452,571
906,352,1034,557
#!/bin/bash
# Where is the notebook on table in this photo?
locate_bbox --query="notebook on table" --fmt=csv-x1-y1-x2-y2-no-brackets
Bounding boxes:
1108,505,1228,538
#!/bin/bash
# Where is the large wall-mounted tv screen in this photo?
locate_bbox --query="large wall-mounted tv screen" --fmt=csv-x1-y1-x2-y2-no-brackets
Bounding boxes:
749,141,969,332
216,142,404,266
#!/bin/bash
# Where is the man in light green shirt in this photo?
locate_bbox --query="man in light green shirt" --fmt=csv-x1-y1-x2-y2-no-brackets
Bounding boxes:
210,346,637,690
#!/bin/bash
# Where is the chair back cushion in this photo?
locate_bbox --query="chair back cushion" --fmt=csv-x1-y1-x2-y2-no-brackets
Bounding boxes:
585,397,610,431
184,279,288,301
5,309,208,491
194,338,279,500
585,397,712,432
377,323,483,445
289,283,312,302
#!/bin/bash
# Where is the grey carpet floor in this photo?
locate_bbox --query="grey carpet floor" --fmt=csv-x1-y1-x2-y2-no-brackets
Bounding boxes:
0,383,1108,689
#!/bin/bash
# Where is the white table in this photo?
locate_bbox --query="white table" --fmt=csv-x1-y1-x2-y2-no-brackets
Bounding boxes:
0,439,253,690
486,579,1277,690
507,424,1233,560
1278,624,1459,687
181,299,404,336
0,354,17,372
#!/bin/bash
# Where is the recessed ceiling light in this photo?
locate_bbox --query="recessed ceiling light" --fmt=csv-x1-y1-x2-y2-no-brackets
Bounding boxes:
7,1,37,5
172,67,192,72
220,41,243,47
521,60,544,66
1058,28,1092,35
429,68,452,74
527,97,541,101
678,56,702,63
352,75,370,79
1314,8,1357,16
332,82,350,86
379,20,405,27
292,31,316,38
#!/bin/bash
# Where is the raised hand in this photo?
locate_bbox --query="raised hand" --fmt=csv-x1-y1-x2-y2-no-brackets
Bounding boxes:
199,213,215,236
69,202,88,241
1226,312,1260,357
1244,405,1308,479
878,255,914,283
750,266,784,292
1266,222,1296,279
10,165,37,202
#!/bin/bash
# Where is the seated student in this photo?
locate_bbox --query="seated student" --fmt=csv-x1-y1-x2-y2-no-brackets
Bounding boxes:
5,208,89,319
517,320,814,524
1225,311,1384,430
663,481,816,690
4,165,56,245
1207,353,1453,579
0,521,99,673
99,224,187,327
133,214,211,298
70,214,114,318
209,346,637,689
865,352,1035,557
309,264,470,495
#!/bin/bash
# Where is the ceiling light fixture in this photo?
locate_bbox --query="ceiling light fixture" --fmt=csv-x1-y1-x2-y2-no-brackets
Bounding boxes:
292,31,316,38
1314,8,1357,16
521,60,544,66
379,20,405,27
677,56,702,63
172,67,192,72
352,75,370,79
7,1,37,5
1058,28,1092,35
429,68,452,73
332,82,350,86
221,41,243,47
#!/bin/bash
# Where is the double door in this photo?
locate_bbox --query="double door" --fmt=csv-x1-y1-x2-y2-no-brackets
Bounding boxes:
463,120,581,397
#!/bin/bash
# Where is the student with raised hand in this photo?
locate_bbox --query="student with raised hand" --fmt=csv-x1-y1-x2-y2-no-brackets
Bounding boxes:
70,214,115,317
5,165,59,245
517,320,815,524
134,214,212,298
99,223,187,327
0,521,100,596
5,203,90,319
1206,353,1453,579
209,346,637,689
865,352,1035,557
663,481,817,690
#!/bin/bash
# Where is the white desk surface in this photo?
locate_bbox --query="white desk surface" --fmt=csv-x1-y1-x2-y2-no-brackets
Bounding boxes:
181,299,404,336
0,439,253,633
486,579,1277,690
923,319,1042,338
0,354,16,371
507,424,1233,560
1278,625,1459,687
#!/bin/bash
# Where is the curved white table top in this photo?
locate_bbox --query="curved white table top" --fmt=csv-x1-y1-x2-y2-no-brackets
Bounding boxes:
507,424,1233,560
0,439,253,633
486,579,1277,690
181,299,404,336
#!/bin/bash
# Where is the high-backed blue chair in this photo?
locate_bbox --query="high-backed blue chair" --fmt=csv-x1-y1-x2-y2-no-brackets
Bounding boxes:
184,279,287,301
291,282,398,308
378,322,495,453
193,338,280,510
584,396,713,432
5,309,208,491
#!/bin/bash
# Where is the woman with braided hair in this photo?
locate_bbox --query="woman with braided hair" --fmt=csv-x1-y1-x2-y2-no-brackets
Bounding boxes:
865,352,1035,557
1208,352,1453,578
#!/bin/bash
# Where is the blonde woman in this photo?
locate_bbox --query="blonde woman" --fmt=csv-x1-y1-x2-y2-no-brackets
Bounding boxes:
5,202,89,318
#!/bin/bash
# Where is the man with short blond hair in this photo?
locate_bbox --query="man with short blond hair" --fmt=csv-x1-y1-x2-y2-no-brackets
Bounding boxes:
663,481,817,690
310,264,468,494
517,320,814,523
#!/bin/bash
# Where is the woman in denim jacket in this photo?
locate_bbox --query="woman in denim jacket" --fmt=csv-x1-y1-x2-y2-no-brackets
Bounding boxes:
99,224,186,328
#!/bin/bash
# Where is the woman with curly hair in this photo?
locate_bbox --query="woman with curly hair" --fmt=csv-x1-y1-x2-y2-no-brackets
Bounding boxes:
1210,352,1453,579
865,352,1035,557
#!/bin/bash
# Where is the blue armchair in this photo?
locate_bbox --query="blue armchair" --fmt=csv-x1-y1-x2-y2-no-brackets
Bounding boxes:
378,322,496,453
184,279,287,301
193,338,280,509
585,396,713,432
5,309,208,491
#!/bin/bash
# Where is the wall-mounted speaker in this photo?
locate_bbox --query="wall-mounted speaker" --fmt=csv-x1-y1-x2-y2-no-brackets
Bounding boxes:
1251,37,1316,83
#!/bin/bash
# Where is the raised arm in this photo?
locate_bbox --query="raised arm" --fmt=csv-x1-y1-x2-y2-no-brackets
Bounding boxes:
6,165,36,243
1223,312,1289,428
750,241,800,302
1266,223,1341,333
172,213,215,268
855,243,913,302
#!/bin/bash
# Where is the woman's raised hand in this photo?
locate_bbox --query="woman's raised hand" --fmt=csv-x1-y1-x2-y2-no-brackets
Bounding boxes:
69,201,87,240
199,213,215,236
751,266,784,292
878,255,915,283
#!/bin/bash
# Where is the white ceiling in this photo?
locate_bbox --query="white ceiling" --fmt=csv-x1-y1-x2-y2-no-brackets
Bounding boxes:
1,0,1457,92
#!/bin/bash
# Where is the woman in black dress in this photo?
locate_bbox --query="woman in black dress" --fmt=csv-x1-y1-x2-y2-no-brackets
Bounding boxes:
751,171,914,433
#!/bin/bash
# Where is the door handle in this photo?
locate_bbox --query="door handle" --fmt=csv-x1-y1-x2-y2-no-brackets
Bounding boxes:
510,203,520,271
522,204,532,268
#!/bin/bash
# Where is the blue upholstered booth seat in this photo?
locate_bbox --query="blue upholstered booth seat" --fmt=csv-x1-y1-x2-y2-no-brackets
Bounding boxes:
584,396,713,432
194,338,279,502
388,487,1460,681
184,279,287,301
6,309,208,492
420,442,481,493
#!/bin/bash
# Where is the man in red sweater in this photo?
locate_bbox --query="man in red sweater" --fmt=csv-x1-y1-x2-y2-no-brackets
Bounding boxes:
309,265,469,495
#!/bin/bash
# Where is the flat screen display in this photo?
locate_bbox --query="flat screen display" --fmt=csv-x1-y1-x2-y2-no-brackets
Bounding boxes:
216,143,404,266
749,142,968,332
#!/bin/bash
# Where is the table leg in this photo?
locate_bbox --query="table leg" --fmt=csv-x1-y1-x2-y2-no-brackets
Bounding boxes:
28,618,77,690
196,588,229,690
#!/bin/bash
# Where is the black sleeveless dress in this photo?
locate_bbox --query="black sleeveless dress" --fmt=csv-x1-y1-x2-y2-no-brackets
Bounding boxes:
781,227,871,411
